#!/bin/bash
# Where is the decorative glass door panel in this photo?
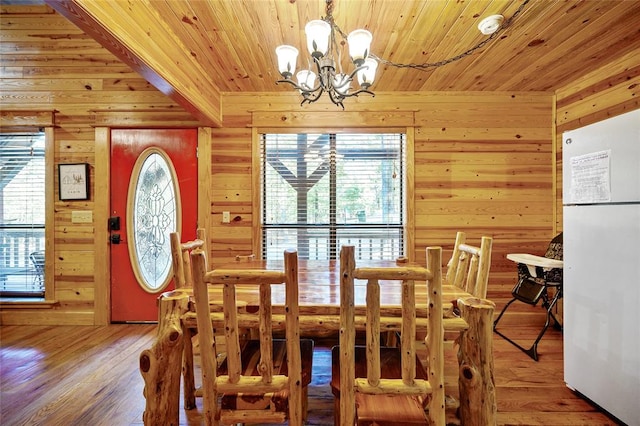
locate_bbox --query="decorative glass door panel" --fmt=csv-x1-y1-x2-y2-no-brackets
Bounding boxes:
127,148,181,293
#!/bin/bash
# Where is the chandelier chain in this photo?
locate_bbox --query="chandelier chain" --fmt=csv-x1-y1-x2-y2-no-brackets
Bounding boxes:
331,0,530,71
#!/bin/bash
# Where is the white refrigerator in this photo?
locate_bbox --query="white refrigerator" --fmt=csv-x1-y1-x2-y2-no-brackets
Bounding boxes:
562,108,640,425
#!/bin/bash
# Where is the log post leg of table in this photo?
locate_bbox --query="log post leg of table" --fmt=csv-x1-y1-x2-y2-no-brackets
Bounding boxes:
457,296,497,426
139,291,190,426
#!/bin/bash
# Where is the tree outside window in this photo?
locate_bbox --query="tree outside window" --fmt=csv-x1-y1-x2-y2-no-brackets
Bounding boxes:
262,133,405,260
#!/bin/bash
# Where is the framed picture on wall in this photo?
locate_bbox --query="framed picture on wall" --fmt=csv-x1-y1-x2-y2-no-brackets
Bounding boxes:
58,163,90,201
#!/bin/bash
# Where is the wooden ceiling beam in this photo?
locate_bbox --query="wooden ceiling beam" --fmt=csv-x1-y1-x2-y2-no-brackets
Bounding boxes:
45,0,222,127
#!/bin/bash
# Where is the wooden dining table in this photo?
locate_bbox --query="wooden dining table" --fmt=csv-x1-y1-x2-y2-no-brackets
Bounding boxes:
185,259,473,333
139,258,496,425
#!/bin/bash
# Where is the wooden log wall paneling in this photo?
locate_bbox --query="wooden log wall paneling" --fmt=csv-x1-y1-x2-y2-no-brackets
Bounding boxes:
214,91,556,298
0,5,199,325
208,127,255,261
1,4,636,325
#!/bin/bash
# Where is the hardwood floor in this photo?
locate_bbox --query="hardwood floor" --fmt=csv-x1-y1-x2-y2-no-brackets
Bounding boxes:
0,313,620,425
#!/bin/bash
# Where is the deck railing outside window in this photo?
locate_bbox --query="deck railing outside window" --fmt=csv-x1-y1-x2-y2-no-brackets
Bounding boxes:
1,132,46,297
0,227,45,296
261,133,406,261
263,226,403,260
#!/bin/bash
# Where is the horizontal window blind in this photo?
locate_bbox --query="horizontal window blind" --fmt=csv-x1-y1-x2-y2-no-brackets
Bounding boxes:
262,133,405,260
0,133,46,296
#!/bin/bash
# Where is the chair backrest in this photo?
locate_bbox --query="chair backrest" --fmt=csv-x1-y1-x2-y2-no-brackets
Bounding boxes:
445,231,493,298
517,232,563,284
191,248,303,426
235,253,256,262
169,228,207,289
339,245,446,426
29,250,45,273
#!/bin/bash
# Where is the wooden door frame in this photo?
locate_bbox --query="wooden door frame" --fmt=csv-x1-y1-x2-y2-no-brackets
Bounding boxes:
93,127,211,325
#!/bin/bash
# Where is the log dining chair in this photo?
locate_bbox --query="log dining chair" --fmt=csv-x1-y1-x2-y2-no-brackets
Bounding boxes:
190,248,314,426
445,232,493,299
493,233,564,361
441,232,493,411
170,228,208,291
169,228,207,409
29,250,45,290
235,254,256,261
331,245,446,426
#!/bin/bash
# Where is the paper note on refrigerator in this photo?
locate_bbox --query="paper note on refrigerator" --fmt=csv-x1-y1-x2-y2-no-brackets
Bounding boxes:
569,150,611,203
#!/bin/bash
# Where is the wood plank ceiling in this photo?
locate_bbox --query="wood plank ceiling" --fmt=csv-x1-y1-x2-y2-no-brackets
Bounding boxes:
40,0,640,126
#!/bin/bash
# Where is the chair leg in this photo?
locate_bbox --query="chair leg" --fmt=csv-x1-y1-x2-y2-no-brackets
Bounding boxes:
182,326,197,410
494,291,563,361
492,297,517,331
32,272,43,290
302,386,309,422
493,296,541,361
524,290,563,361
492,297,537,358
546,290,563,331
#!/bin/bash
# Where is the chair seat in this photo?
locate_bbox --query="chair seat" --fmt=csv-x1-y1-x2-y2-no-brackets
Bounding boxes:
330,345,429,425
354,394,428,426
511,276,547,305
219,338,314,412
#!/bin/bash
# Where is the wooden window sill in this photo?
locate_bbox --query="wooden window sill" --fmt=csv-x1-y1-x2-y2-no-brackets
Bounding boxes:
0,299,59,309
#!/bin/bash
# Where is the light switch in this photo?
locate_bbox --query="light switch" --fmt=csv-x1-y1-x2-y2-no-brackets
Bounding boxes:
72,211,93,223
222,211,231,223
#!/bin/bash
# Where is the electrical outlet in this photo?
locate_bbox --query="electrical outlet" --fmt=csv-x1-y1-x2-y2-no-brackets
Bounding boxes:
222,211,231,223
71,210,93,223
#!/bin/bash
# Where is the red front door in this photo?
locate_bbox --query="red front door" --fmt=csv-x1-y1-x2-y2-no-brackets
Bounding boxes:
110,129,197,322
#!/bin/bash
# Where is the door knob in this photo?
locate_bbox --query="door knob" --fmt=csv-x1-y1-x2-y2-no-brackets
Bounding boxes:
110,234,121,244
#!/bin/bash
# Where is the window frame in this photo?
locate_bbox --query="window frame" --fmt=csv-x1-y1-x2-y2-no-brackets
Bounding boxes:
256,128,412,261
0,115,55,302
0,131,45,297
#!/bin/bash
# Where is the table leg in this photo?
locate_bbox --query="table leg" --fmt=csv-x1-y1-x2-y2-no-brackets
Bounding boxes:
139,291,189,426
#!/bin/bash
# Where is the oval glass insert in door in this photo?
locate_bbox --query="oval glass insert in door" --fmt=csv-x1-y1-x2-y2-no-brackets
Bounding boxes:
126,147,182,293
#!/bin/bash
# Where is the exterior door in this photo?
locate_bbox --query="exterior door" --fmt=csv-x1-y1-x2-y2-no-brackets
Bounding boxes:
110,129,197,322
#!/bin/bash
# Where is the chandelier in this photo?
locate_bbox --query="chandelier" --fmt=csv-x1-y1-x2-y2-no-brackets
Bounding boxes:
275,0,376,109
275,0,530,109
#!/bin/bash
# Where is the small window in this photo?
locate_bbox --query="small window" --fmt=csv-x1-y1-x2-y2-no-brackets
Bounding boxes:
261,133,405,260
127,148,179,293
0,132,46,297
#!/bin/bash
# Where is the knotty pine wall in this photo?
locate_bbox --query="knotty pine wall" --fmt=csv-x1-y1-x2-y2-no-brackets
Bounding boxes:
1,4,636,325
211,92,557,305
0,4,199,325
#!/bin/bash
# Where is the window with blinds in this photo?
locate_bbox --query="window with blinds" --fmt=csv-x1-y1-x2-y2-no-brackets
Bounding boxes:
0,132,46,297
261,133,405,260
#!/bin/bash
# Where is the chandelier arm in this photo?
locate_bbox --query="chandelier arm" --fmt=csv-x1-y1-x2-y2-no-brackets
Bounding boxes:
327,90,346,110
347,63,368,80
276,78,308,91
301,87,326,106
340,88,375,99
276,78,324,95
